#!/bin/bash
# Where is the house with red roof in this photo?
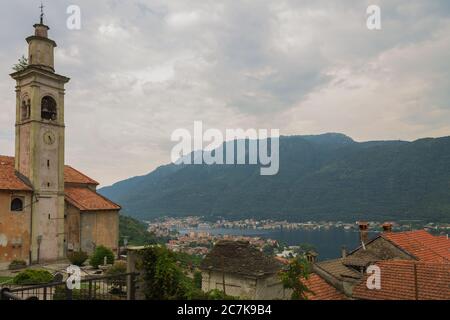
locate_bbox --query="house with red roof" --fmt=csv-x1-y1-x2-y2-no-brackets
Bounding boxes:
0,20,119,270
304,223,450,300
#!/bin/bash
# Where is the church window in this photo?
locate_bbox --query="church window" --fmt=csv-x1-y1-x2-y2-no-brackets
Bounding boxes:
21,98,30,120
11,198,24,212
41,96,57,120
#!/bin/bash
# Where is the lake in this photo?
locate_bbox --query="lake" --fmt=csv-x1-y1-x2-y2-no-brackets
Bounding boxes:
178,227,378,260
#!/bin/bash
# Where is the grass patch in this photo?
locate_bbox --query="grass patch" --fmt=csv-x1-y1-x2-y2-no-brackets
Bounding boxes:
0,276,14,284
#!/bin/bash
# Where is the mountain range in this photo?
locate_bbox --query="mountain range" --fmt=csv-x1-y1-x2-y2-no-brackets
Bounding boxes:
99,133,450,222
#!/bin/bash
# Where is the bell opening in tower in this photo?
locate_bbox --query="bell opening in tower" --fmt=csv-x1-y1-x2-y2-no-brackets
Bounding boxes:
41,96,57,121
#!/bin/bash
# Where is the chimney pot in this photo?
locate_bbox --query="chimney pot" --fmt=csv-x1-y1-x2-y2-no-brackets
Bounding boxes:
341,246,347,259
306,251,318,264
382,222,393,232
357,221,369,245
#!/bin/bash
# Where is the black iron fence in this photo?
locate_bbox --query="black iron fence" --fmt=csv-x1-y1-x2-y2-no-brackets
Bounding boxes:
0,272,138,301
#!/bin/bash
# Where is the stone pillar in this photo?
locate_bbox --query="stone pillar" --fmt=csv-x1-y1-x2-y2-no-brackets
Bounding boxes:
126,247,146,300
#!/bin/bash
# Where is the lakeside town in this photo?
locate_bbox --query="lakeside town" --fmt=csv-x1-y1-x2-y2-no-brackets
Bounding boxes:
146,216,450,258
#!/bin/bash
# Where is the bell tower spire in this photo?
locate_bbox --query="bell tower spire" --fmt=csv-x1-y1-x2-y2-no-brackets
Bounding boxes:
10,13,70,264
26,3,56,73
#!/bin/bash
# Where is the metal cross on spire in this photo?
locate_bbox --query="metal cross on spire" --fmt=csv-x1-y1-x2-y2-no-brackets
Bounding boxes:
39,2,45,24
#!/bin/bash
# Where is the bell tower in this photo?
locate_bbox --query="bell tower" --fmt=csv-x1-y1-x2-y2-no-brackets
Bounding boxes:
10,14,70,263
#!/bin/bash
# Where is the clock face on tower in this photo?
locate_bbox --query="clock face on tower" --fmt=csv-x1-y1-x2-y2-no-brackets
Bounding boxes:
43,130,56,145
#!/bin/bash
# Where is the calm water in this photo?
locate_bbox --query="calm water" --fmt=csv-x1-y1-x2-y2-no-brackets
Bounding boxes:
178,227,372,260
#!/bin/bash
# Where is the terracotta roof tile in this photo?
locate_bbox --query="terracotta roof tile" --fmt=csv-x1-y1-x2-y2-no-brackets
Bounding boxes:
275,256,290,265
65,187,120,211
0,156,100,189
382,230,450,262
304,274,347,300
315,258,361,281
353,260,450,300
64,165,99,185
0,156,32,191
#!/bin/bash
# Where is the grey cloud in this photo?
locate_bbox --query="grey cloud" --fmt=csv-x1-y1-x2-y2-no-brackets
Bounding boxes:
0,0,449,185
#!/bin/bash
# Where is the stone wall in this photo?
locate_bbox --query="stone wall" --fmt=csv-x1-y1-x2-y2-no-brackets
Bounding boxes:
80,210,119,254
202,270,288,299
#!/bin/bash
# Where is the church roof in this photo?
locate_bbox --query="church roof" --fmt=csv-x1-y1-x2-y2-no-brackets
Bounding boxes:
0,156,32,191
64,165,99,185
65,187,121,211
0,155,100,190
0,155,118,211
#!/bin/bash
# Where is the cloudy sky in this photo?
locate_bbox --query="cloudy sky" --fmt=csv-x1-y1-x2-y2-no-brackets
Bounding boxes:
0,0,449,186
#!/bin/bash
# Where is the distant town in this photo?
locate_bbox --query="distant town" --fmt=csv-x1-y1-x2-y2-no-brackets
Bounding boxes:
146,216,450,258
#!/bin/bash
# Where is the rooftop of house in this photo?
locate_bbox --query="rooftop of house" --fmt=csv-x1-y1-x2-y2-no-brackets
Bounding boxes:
381,229,450,262
352,260,450,300
311,229,450,300
315,258,362,282
200,240,284,278
304,273,348,300
0,155,118,212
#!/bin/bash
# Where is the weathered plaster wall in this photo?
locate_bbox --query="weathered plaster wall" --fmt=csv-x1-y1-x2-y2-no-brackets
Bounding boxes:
64,203,80,252
254,274,288,300
80,210,119,254
17,123,31,179
31,195,65,263
0,191,32,270
202,271,286,299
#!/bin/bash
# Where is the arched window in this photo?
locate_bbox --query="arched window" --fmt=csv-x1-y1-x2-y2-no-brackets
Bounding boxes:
41,96,57,120
21,98,31,120
11,198,24,212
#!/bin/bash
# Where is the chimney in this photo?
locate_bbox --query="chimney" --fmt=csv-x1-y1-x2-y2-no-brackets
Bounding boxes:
341,246,347,259
382,222,393,232
305,251,318,264
358,221,369,246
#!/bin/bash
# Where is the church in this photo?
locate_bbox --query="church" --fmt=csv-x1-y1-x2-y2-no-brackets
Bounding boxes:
0,19,120,270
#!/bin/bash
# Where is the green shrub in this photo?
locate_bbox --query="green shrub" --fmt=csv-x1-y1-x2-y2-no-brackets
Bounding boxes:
193,271,202,289
8,259,27,270
206,289,238,300
89,245,115,269
68,251,88,266
106,261,127,276
13,269,54,285
105,261,128,293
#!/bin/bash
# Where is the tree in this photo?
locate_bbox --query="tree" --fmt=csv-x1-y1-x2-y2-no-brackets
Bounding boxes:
279,257,313,300
119,215,156,246
13,55,28,72
138,246,190,300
